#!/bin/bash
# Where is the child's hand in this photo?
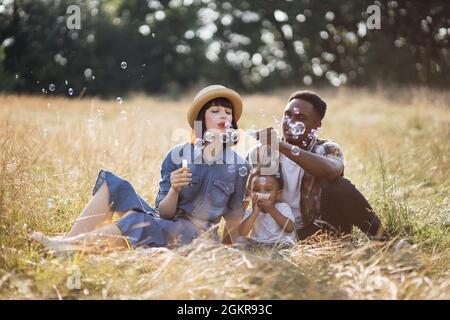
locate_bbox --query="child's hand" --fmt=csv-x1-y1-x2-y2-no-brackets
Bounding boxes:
251,194,261,213
170,167,192,193
258,198,275,213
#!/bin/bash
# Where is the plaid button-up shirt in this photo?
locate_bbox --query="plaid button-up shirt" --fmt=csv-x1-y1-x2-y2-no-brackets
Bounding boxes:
298,137,344,228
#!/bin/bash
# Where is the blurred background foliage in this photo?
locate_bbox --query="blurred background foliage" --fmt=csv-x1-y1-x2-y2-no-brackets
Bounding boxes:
0,0,449,97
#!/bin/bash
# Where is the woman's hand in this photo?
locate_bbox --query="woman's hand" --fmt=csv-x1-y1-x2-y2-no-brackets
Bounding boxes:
170,167,192,193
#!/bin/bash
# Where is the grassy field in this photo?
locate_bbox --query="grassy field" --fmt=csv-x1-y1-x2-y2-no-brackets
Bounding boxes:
0,87,449,299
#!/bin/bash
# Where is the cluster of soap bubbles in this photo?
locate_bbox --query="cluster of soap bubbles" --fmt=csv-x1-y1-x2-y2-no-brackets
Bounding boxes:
220,122,239,144
194,122,240,154
289,127,319,154
228,164,248,177
308,129,318,140
284,116,306,139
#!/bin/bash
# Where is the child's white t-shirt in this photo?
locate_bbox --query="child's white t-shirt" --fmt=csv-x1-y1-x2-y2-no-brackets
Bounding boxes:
242,202,297,245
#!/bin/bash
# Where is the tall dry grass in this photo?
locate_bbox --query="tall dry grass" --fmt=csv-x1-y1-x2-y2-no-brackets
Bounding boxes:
0,87,449,299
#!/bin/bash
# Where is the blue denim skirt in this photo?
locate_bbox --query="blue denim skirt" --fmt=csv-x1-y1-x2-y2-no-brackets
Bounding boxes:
92,170,202,248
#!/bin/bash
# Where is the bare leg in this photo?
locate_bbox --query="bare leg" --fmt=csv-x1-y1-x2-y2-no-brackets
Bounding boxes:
66,181,124,237
31,224,127,252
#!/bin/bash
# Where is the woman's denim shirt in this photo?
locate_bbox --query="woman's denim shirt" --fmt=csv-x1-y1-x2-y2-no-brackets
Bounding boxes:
155,143,251,229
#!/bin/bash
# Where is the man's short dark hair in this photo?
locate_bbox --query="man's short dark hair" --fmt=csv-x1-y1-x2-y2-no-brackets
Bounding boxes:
288,90,327,120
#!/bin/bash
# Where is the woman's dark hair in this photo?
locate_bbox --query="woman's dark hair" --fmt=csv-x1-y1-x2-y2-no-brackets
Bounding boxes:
195,97,239,145
288,90,327,120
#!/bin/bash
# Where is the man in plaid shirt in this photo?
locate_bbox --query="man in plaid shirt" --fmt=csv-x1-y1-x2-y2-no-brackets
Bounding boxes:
247,90,387,241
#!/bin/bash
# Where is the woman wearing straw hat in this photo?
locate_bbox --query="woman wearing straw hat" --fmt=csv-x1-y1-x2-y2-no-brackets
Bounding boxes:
30,85,251,252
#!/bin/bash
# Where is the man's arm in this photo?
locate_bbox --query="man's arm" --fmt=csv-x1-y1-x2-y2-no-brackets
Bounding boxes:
279,141,343,181
256,128,343,181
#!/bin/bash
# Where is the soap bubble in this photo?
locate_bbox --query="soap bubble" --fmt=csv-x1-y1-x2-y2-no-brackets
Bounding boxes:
84,68,93,78
116,97,123,104
259,176,267,185
194,138,205,150
230,130,239,142
68,88,74,95
227,165,236,173
204,131,215,143
49,84,56,92
293,107,300,114
224,122,233,130
315,145,325,155
119,110,127,120
120,61,127,69
289,121,305,136
139,25,151,36
291,145,301,156
238,166,248,177
220,132,230,143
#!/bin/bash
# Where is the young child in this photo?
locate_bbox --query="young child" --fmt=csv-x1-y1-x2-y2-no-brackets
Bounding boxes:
238,167,297,248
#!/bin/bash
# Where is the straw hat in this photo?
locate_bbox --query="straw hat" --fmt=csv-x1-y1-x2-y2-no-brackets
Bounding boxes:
187,85,243,129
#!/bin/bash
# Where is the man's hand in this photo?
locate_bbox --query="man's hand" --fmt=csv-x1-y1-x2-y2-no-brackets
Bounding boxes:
170,167,192,193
